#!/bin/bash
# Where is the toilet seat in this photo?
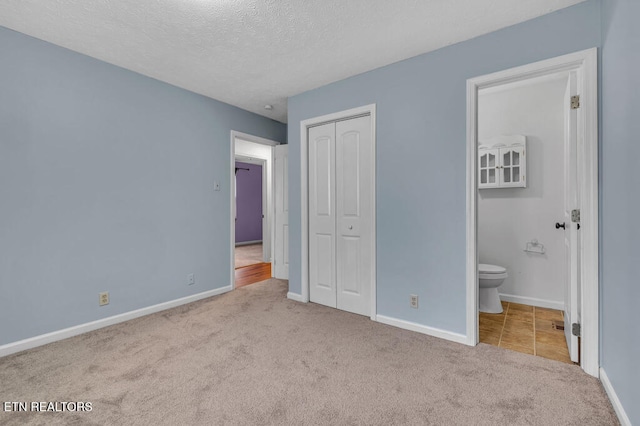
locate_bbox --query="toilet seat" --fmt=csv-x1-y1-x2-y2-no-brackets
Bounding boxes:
479,263,507,280
479,263,506,274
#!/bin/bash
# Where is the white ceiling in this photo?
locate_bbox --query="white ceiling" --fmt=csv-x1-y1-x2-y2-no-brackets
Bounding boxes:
0,0,585,123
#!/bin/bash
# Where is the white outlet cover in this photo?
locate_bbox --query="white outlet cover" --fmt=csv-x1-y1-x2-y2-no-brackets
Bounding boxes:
410,295,419,308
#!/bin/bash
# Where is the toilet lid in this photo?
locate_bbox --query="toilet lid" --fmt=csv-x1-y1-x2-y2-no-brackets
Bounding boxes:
479,264,506,274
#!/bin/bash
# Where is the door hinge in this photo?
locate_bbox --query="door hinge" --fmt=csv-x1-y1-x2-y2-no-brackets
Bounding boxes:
571,209,580,223
571,95,580,109
572,323,581,337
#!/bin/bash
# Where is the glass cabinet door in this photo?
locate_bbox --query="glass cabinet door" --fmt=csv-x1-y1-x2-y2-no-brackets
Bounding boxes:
478,149,498,188
499,146,525,187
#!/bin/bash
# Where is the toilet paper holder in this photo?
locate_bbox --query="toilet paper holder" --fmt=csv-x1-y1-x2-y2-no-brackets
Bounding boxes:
524,239,546,254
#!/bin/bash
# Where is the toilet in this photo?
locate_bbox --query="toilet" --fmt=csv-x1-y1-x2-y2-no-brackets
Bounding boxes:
479,263,507,314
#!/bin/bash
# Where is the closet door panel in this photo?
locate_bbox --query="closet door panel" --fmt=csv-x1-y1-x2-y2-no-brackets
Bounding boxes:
336,116,372,316
308,123,337,308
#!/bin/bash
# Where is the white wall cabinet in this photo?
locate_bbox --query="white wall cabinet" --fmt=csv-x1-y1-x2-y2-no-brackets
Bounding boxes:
479,136,526,188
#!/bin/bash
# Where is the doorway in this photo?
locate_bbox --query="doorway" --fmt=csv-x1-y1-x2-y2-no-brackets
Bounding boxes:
477,74,573,363
300,104,377,319
230,131,282,289
234,158,265,268
466,49,599,376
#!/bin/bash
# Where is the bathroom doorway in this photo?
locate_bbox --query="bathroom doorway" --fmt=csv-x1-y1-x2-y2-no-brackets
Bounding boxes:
477,75,571,363
466,49,599,377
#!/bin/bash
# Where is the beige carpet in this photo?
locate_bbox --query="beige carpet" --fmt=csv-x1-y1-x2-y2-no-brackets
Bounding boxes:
0,279,617,425
235,243,263,269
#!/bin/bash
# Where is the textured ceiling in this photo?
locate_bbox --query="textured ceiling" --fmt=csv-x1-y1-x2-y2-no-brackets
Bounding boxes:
0,0,586,123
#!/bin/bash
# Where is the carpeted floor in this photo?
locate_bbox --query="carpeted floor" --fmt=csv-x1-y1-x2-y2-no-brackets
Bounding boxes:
0,279,618,425
235,243,263,269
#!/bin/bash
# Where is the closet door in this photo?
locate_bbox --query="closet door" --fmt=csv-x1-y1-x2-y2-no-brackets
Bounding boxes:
308,122,337,308
335,116,372,316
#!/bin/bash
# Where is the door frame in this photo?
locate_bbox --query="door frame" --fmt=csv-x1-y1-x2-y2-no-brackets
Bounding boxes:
273,144,289,280
465,48,599,376
300,104,377,320
230,131,280,290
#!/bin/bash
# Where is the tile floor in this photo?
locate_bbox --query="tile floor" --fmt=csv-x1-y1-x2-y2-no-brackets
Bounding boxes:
479,301,574,364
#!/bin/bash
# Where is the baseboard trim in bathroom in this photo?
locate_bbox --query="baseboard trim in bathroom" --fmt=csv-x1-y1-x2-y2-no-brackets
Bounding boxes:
499,293,563,311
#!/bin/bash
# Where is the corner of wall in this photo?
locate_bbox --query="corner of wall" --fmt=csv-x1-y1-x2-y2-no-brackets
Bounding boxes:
599,367,632,426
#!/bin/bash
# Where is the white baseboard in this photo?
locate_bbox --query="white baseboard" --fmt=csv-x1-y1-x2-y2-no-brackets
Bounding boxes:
235,240,262,246
499,293,563,310
600,367,632,426
0,285,233,358
286,292,305,303
375,315,468,345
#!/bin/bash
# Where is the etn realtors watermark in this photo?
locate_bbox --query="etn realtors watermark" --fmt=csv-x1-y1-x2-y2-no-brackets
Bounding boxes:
3,401,92,412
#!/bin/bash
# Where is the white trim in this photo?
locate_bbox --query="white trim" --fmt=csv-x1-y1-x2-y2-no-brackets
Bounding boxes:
376,315,468,345
232,131,280,147
600,368,632,426
235,240,263,247
300,104,377,319
235,155,267,166
230,131,281,288
0,286,232,358
578,49,599,378
466,77,478,347
286,292,305,302
499,293,564,311
466,48,599,376
300,116,310,304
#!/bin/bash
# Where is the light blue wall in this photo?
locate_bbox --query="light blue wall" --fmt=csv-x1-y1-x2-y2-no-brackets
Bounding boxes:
601,0,640,423
287,1,601,334
0,26,286,345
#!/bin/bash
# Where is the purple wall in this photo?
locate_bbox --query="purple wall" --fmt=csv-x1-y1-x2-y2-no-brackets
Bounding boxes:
235,162,263,243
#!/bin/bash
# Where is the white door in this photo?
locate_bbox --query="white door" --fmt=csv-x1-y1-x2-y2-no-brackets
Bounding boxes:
274,144,289,279
335,117,373,315
309,116,372,316
563,72,579,362
308,122,337,307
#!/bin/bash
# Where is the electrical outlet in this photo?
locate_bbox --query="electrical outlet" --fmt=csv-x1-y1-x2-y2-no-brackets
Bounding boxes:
410,294,419,309
99,292,109,306
188,273,195,285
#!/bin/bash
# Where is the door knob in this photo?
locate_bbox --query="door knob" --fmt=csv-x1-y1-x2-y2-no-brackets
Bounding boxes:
348,225,353,230
555,222,566,230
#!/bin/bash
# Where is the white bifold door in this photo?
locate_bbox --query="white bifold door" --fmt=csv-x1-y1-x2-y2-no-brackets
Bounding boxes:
308,115,373,317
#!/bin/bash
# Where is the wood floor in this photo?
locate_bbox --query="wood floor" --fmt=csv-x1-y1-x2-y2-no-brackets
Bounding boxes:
235,262,272,288
480,301,573,364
